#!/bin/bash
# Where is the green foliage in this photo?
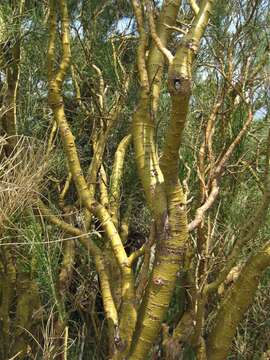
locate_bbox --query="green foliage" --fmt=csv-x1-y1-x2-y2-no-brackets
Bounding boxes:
18,211,62,305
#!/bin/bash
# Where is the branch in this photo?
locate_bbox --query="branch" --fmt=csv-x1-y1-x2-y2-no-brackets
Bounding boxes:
132,0,181,212
147,0,181,114
131,0,149,91
177,0,216,58
54,0,71,87
130,2,217,358
205,127,270,294
99,165,109,208
47,0,129,270
207,241,270,360
128,244,146,266
59,171,72,208
189,110,253,232
213,110,253,176
92,64,105,111
188,179,219,231
146,1,174,64
110,134,132,228
37,200,118,327
164,24,187,35
188,0,200,15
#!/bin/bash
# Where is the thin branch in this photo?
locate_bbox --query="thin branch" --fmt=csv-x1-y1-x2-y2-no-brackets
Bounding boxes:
205,127,270,294
164,23,187,35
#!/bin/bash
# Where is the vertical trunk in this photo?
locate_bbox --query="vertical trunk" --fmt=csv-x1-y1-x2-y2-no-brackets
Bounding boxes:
130,2,215,358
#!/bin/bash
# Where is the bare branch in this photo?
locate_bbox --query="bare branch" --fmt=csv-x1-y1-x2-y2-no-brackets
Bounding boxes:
131,0,149,91
146,1,174,64
188,0,200,15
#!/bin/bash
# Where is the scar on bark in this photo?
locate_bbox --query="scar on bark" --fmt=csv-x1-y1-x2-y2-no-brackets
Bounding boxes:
168,73,191,95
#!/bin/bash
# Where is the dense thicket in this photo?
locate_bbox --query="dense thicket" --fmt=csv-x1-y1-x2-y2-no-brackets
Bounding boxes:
0,1,269,359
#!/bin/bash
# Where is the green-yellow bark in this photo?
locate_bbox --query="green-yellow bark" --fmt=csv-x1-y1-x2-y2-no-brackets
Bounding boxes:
147,0,182,114
47,0,128,269
110,134,132,228
207,242,270,360
130,2,216,358
99,165,109,208
132,0,181,215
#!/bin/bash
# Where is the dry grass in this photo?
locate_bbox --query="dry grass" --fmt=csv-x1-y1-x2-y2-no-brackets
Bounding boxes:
0,135,50,226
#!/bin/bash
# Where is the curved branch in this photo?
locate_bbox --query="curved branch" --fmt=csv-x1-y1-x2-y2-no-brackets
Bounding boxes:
188,179,219,231
110,134,132,228
189,110,253,232
47,0,128,270
128,244,146,266
207,241,270,360
146,1,173,64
